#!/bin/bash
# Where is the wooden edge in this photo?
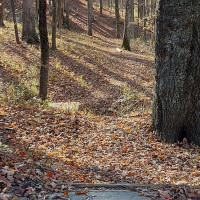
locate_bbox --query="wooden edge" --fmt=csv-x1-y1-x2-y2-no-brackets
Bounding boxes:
69,183,171,190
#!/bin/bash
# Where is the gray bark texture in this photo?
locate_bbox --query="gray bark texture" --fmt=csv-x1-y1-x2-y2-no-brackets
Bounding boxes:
0,0,4,27
153,0,200,146
22,0,39,44
87,0,93,36
122,0,131,51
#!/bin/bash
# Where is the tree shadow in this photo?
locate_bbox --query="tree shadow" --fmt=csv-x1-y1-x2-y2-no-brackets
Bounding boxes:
70,1,124,38
60,37,154,88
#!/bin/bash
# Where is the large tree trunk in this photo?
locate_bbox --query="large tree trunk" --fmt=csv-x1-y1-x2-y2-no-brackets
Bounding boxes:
87,0,93,36
0,0,4,27
22,0,39,44
153,0,200,146
122,0,131,51
10,0,20,44
39,0,49,100
115,0,120,38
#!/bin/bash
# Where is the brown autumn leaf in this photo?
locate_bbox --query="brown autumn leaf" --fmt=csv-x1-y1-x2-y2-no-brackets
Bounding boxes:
75,190,87,195
64,191,69,197
19,152,26,157
45,171,54,179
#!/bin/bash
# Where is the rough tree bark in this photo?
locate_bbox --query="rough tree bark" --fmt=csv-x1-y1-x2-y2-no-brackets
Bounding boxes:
122,0,131,51
87,0,93,36
39,0,49,100
115,0,120,38
22,0,39,44
10,0,20,43
153,0,200,146
0,0,4,27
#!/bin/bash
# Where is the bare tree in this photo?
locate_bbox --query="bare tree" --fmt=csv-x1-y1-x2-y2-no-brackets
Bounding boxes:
10,0,20,43
99,0,103,16
57,0,64,28
0,0,4,27
39,0,49,100
22,0,39,44
64,0,70,29
130,0,134,38
52,0,57,49
115,0,120,38
87,0,93,36
122,0,131,51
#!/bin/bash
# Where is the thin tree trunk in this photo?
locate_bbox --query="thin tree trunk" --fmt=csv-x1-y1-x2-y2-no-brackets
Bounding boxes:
110,0,113,14
0,0,4,27
57,0,63,28
122,0,131,51
52,0,57,49
143,17,147,41
99,0,103,16
142,0,146,41
87,0,93,36
115,0,120,38
153,0,200,145
39,0,49,100
91,4,95,22
138,0,144,19
10,0,20,44
130,0,134,38
149,0,155,48
136,0,140,37
22,0,39,44
36,0,39,22
121,0,124,16
63,0,69,29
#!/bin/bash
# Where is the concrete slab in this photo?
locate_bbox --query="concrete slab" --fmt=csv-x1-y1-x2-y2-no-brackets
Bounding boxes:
69,190,148,200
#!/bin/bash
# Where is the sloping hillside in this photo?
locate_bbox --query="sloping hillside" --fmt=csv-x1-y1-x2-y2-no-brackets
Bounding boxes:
0,1,199,200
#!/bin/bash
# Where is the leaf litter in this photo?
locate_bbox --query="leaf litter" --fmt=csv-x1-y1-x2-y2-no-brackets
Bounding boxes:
0,1,199,199
0,104,199,199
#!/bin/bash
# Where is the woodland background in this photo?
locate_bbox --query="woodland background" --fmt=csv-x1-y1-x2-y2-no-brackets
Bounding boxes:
0,0,199,199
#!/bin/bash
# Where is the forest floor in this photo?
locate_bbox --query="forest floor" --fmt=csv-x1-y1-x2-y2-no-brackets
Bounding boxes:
0,1,200,199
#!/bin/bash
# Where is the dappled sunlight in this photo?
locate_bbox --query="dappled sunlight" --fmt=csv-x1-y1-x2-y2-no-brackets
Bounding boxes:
1,1,199,199
106,77,126,87
49,101,80,112
1,104,199,187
